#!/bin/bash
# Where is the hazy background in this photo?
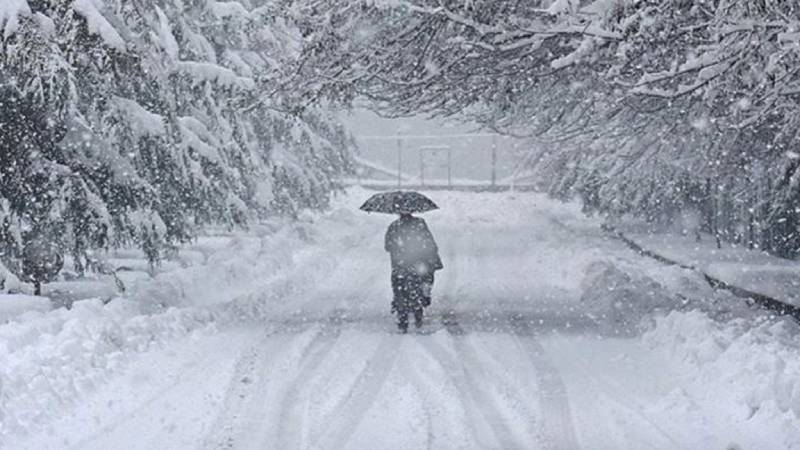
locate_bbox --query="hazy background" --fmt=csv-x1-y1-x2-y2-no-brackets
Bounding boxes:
338,109,529,183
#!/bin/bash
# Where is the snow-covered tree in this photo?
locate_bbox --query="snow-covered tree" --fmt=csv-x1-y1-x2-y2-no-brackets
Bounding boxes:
292,0,800,257
0,0,355,288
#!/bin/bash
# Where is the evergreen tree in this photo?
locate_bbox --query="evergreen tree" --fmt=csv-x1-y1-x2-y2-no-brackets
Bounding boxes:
0,0,355,292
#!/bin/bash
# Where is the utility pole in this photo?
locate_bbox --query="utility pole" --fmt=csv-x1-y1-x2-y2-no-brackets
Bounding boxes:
491,134,497,188
447,147,452,188
396,135,403,188
420,149,425,187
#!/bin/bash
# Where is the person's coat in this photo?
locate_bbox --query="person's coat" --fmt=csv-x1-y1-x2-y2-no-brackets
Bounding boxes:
385,215,442,274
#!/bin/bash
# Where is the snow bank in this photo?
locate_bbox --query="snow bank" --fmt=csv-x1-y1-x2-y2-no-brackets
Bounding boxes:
644,310,800,448
0,294,50,323
622,229,800,308
127,208,359,312
579,260,674,334
0,298,218,439
0,204,363,442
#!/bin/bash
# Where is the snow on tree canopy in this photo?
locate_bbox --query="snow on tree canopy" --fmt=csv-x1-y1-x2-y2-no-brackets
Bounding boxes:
0,0,355,270
580,0,618,17
0,0,29,38
292,0,800,257
173,61,255,90
129,209,167,239
112,97,166,138
551,37,597,70
59,115,139,183
222,50,255,78
178,117,223,163
547,0,579,15
154,6,179,61
72,0,126,51
210,2,251,19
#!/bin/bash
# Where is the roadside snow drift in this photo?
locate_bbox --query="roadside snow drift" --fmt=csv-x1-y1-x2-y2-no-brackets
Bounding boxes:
0,200,366,442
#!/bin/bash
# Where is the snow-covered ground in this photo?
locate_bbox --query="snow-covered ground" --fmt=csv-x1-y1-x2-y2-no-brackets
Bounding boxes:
623,229,800,308
0,294,51,323
2,189,799,449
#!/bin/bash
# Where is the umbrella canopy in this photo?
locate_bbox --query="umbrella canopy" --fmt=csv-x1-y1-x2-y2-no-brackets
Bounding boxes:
360,191,439,214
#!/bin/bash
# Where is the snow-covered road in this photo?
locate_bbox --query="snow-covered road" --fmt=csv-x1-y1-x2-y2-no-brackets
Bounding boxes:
4,190,798,449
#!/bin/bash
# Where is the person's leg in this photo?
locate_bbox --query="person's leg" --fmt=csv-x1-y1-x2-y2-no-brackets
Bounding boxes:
398,308,409,333
393,269,411,332
391,270,401,313
413,307,424,328
422,272,434,307
404,272,425,316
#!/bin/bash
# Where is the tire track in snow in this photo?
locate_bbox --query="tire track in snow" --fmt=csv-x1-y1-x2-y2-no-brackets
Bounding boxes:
425,225,521,448
543,338,685,449
275,313,345,450
397,348,449,450
429,226,525,448
419,330,522,449
72,336,243,450
476,272,578,450
272,261,386,448
204,321,324,450
432,211,571,449
209,221,390,450
433,196,468,317
308,332,400,450
509,314,580,450
204,329,277,450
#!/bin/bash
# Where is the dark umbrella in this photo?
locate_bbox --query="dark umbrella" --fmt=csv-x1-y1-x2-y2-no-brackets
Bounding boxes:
360,191,439,214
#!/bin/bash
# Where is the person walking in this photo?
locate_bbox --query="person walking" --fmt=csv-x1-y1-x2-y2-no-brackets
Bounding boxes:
359,191,442,333
385,212,442,332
